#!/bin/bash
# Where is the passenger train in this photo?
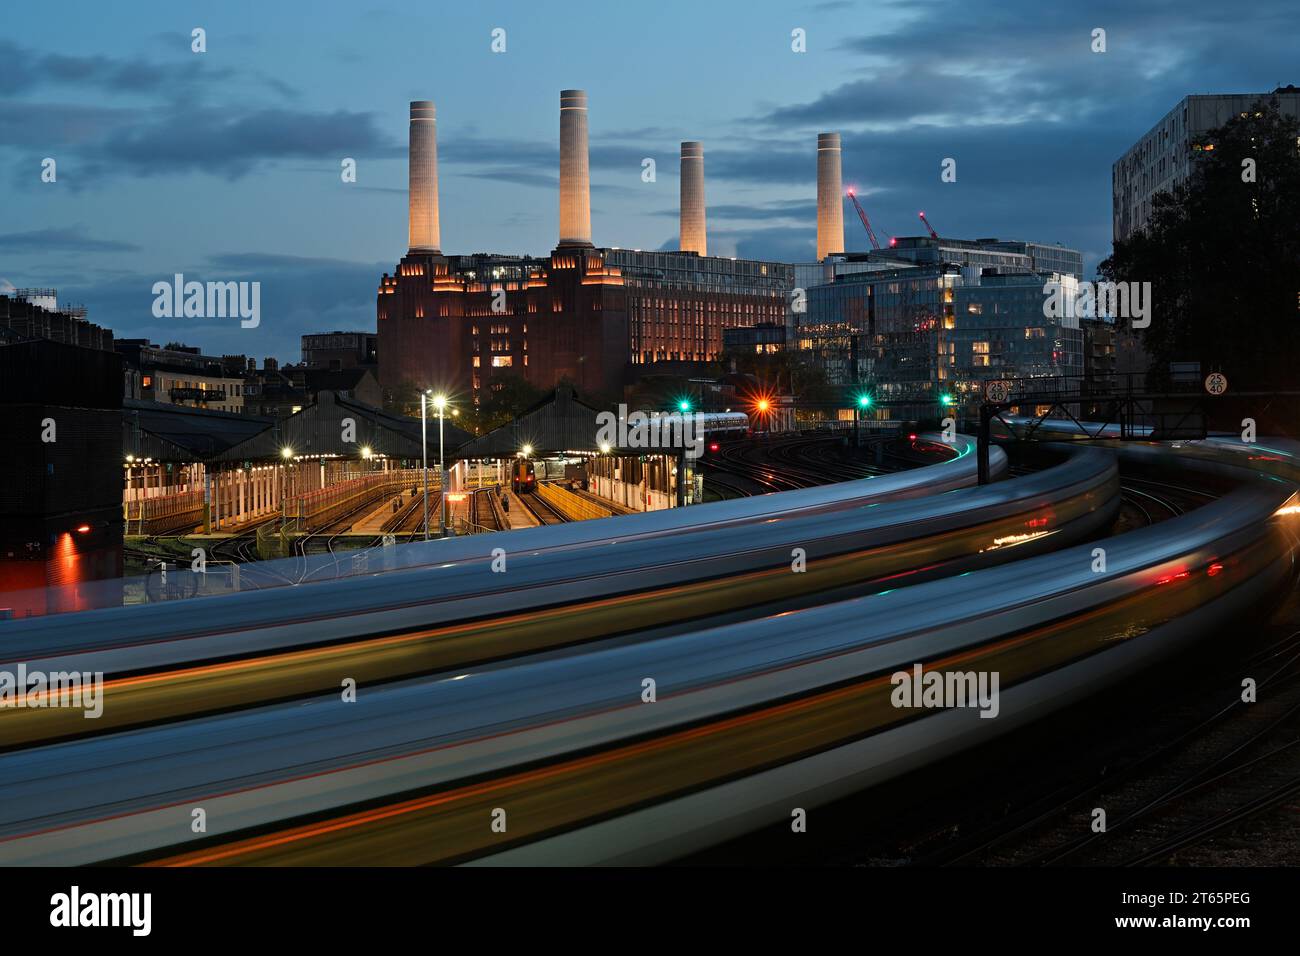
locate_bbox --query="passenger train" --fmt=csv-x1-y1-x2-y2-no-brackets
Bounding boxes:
510,458,536,494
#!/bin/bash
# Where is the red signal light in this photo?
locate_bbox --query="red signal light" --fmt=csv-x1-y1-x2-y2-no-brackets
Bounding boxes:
907,433,917,441
709,442,719,452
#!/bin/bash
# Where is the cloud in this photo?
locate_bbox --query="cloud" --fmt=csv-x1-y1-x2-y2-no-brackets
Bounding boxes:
0,227,141,253
96,106,401,178
649,198,817,222
49,252,388,359
0,39,234,97
0,101,143,149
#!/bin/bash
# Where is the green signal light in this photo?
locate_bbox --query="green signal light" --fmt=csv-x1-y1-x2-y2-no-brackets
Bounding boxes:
678,400,692,413
940,393,955,406
857,394,872,408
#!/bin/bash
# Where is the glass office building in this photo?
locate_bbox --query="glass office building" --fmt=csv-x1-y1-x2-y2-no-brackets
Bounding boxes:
804,264,1083,398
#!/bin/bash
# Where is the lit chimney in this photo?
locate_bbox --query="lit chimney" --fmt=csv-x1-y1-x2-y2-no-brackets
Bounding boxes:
558,90,593,247
816,132,844,260
680,141,707,256
408,100,441,253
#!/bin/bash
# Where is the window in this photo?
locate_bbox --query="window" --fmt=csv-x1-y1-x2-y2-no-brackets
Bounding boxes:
492,356,513,367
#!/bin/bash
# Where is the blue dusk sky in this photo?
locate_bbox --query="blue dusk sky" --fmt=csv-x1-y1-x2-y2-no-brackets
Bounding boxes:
1,0,1294,361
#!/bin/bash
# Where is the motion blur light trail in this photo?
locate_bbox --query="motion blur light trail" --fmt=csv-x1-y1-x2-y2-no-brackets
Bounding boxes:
0,434,1296,865
5,436,1128,749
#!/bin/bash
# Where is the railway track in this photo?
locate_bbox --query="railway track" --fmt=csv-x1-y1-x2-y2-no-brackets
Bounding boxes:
471,488,507,531
519,486,568,525
702,434,942,497
879,582,1300,869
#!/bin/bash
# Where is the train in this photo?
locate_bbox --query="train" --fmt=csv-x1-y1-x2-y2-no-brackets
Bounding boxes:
1,439,1295,864
510,458,536,494
691,411,750,438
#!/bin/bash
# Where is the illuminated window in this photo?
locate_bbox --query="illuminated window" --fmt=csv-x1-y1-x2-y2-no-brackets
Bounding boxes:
492,356,513,367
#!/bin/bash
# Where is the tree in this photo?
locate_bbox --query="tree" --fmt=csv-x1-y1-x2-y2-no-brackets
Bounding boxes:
383,379,424,417
463,373,545,433
1099,97,1300,389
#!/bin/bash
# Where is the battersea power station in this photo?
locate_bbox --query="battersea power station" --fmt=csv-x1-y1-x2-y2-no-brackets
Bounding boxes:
377,92,794,404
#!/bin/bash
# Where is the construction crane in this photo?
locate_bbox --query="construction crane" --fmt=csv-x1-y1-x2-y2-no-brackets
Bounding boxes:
918,210,939,240
845,188,882,250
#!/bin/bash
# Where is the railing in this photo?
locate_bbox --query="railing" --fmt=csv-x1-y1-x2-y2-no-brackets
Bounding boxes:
125,489,204,535
538,482,612,521
286,469,427,531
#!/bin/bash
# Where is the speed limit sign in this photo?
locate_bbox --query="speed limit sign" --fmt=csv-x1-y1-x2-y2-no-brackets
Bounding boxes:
1204,372,1229,396
984,380,1011,403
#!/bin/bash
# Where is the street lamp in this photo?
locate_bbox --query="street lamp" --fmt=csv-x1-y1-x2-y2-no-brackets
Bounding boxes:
433,394,448,537
280,447,295,530
420,392,430,540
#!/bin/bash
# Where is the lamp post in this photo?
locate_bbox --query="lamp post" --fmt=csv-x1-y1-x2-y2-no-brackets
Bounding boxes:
280,446,294,530
433,394,448,536
420,391,430,540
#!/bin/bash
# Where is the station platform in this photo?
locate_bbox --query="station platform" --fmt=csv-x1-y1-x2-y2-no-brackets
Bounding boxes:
502,491,539,529
351,493,406,534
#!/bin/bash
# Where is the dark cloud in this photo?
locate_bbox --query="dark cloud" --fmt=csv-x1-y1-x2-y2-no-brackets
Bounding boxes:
0,227,140,253
649,199,816,222
0,39,234,96
50,252,389,359
0,101,142,149
97,106,401,178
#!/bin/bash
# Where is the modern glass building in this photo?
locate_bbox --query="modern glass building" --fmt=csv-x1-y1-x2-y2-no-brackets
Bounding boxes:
804,262,1083,400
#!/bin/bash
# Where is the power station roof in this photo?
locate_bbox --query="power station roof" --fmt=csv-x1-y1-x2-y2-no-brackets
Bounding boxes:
210,390,472,463
458,387,605,458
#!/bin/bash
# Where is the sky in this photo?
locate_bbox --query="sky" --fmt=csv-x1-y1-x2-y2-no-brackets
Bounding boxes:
1,0,1295,362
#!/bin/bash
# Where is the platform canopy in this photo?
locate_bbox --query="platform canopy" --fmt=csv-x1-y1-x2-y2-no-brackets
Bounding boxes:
211,390,473,463
457,386,605,459
123,399,274,462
